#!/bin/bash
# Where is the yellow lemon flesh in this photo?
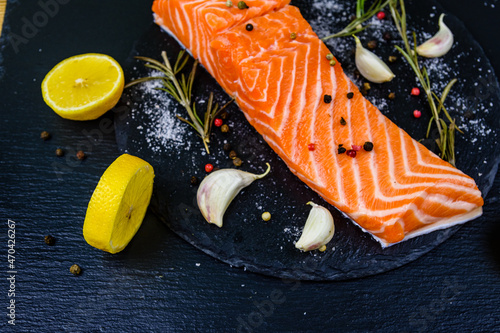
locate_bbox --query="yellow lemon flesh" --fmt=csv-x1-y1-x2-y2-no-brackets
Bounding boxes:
83,154,155,254
41,53,124,121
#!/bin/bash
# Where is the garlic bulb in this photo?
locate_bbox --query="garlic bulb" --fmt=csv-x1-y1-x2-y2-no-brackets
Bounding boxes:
354,35,395,83
295,202,335,252
416,14,454,58
197,163,271,227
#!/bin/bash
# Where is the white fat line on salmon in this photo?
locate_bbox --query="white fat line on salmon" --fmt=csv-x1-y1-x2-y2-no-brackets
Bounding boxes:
400,130,478,184
277,44,303,137
350,190,479,223
268,57,285,117
345,79,364,211
412,139,477,182
324,47,344,203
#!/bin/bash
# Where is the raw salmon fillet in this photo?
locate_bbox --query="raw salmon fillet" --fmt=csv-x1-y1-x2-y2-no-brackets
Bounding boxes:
152,1,484,247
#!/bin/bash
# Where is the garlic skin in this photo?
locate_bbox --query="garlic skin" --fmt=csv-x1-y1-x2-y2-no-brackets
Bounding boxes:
197,164,270,227
417,14,453,58
295,202,335,252
354,35,395,83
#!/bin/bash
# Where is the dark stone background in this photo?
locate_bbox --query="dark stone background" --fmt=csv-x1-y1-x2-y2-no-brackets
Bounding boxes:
0,0,499,331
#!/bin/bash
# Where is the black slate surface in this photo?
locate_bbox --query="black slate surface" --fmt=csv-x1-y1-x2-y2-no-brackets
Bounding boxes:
115,0,500,281
0,0,499,331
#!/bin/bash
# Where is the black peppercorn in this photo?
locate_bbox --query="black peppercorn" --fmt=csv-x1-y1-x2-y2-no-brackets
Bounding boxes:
367,40,377,49
55,148,65,157
219,111,229,120
323,94,332,103
347,92,354,99
363,141,374,151
383,32,392,41
464,111,475,120
388,92,396,100
245,23,253,31
223,143,232,152
40,131,51,141
44,235,56,246
190,176,199,185
338,147,347,154
340,117,347,126
229,150,238,160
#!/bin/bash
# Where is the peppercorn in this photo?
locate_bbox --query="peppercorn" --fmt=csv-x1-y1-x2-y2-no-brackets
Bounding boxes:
323,94,332,103
262,212,271,221
347,92,354,99
411,87,421,96
388,55,398,63
363,141,374,151
290,32,297,39
223,143,232,152
44,235,56,246
219,111,229,120
55,148,65,157
367,40,377,50
233,157,242,167
308,143,315,151
214,118,223,127
221,124,229,133
229,150,238,159
383,32,392,41
205,164,214,173
346,150,357,158
413,110,422,118
76,150,86,160
190,176,199,186
326,53,334,60
70,264,82,276
338,147,347,154
318,245,327,252
245,23,253,31
237,1,248,9
376,11,386,20
329,59,336,66
226,0,233,7
40,131,51,141
388,92,396,100
363,82,371,91
340,117,347,126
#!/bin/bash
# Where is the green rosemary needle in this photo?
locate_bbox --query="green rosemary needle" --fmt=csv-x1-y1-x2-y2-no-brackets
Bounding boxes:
125,51,232,154
389,0,460,165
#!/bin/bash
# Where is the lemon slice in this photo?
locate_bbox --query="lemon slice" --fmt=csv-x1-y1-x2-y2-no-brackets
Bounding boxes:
83,154,155,254
41,53,124,121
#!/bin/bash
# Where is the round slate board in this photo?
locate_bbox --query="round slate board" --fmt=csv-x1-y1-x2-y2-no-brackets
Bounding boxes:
114,0,500,280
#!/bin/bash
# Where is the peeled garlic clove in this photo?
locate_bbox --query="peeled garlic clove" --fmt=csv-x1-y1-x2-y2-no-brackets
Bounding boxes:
417,14,453,58
295,202,335,252
354,35,395,83
197,163,271,227
354,36,395,83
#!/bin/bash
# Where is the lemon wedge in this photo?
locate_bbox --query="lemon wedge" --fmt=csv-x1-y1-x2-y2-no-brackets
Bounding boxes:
41,53,124,121
83,154,155,254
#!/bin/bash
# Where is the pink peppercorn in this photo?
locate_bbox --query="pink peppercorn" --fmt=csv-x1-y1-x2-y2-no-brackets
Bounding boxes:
413,110,422,118
351,145,362,151
346,150,357,158
411,87,420,96
376,11,386,20
205,163,214,173
308,143,316,151
214,118,223,127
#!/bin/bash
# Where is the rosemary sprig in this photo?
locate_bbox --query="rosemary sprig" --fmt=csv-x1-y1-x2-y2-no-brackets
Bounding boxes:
125,51,232,154
389,0,460,165
322,0,392,40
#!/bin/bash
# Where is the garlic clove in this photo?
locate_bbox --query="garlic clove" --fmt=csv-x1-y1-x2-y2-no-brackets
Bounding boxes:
417,14,454,58
197,163,270,227
354,35,395,83
295,202,335,252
